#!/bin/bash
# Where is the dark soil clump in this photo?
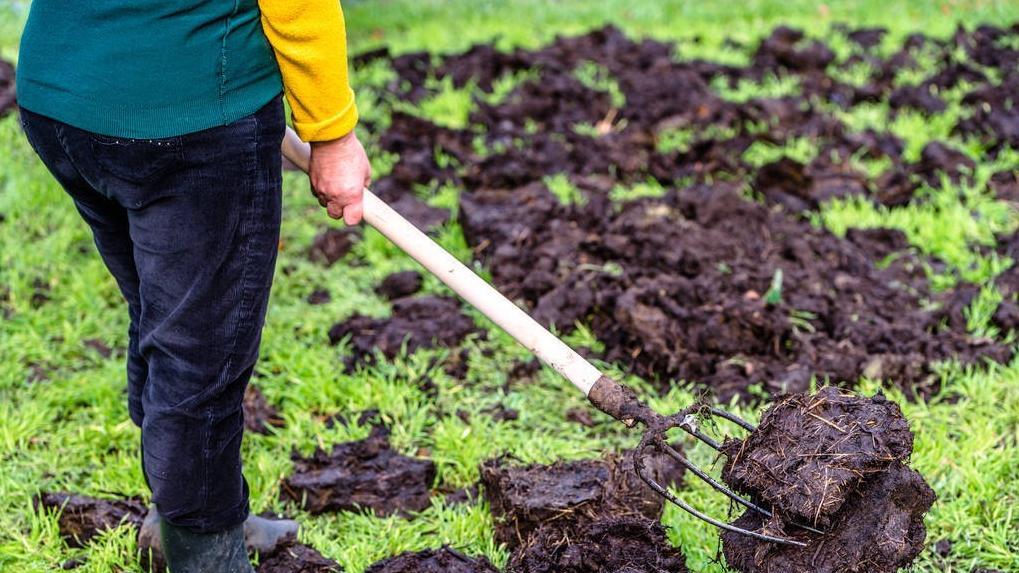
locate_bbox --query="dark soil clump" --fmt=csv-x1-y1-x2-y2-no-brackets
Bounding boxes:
308,228,358,266
480,451,682,547
383,193,450,232
722,462,934,573
481,450,688,572
443,484,480,506
376,270,424,300
34,492,146,548
719,387,934,573
243,384,285,434
364,546,499,573
721,386,913,526
328,295,479,368
0,58,15,118
508,517,688,573
83,338,113,359
307,288,332,305
281,425,436,516
257,541,343,573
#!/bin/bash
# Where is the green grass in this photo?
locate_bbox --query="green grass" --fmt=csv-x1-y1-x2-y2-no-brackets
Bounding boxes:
2,1,1019,572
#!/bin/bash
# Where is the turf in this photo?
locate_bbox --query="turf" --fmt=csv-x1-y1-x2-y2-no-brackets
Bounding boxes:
1,1,1018,572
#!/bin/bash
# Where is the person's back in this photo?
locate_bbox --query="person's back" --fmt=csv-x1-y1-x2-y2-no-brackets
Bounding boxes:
17,2,371,571
18,0,281,137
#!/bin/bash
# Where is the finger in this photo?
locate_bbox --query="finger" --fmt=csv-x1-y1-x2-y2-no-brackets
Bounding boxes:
343,200,364,226
326,201,345,219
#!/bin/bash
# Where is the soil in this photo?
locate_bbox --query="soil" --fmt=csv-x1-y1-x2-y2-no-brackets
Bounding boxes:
378,191,451,232
257,541,343,573
482,403,519,422
243,384,285,434
376,270,424,300
34,492,147,548
459,182,1008,401
508,517,688,573
364,546,499,573
82,338,113,359
350,23,1017,401
565,407,597,427
0,58,15,118
481,449,688,572
308,288,332,305
308,228,359,266
722,461,935,573
443,484,480,506
719,388,934,573
281,425,436,516
328,295,480,368
480,450,684,548
720,386,913,527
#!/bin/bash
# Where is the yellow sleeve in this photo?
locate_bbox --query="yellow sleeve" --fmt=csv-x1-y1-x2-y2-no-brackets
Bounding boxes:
258,0,358,142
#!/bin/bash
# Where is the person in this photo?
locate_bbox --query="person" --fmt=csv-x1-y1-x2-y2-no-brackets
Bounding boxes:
16,1,370,570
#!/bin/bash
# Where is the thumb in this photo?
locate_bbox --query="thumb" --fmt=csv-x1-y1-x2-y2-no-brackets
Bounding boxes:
344,200,364,226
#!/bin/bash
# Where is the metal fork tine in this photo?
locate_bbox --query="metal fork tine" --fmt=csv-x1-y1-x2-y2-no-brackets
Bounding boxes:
657,442,826,536
635,463,807,547
707,406,757,432
680,422,722,450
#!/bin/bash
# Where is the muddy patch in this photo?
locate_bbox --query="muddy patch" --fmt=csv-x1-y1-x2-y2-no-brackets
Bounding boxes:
364,546,498,573
481,449,687,572
281,425,436,516
307,288,332,305
257,541,343,573
328,295,479,368
34,492,146,548
376,270,424,300
459,183,1008,401
243,384,285,434
343,23,1019,400
308,228,359,266
719,387,934,573
0,58,15,118
508,517,688,573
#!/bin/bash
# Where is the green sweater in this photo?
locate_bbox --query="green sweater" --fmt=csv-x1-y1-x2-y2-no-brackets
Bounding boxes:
17,0,283,138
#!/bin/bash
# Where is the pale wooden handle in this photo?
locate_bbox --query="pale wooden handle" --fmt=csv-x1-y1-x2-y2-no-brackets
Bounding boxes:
282,127,603,395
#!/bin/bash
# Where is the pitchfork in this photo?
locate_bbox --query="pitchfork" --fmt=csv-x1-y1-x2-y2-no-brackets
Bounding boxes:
282,127,818,546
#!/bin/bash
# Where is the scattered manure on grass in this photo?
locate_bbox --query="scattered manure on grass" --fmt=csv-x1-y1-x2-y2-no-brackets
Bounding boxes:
243,384,285,434
308,228,359,267
344,24,1018,403
364,546,499,573
508,516,688,573
34,492,146,548
328,295,480,369
307,288,332,305
281,425,435,516
480,448,687,572
376,270,424,300
0,58,15,118
257,541,343,573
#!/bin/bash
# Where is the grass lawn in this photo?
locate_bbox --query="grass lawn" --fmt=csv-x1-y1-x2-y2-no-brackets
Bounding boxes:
1,1,1018,571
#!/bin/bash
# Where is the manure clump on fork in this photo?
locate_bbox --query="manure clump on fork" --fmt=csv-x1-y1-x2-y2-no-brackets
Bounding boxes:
718,386,935,573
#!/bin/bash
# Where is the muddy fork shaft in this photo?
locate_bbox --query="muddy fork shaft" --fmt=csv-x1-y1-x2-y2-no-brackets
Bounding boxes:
282,127,604,396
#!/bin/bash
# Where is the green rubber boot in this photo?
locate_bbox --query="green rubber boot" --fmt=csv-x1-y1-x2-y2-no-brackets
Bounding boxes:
159,520,254,573
138,507,298,571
